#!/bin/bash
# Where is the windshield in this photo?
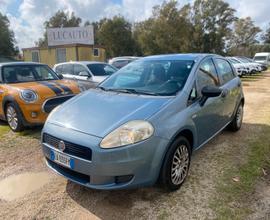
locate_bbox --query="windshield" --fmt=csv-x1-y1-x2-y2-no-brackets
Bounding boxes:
99,59,194,96
254,56,267,61
237,58,249,63
228,58,238,64
87,64,117,76
2,65,59,83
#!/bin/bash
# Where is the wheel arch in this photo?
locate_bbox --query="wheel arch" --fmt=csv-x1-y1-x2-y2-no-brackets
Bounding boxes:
2,96,27,125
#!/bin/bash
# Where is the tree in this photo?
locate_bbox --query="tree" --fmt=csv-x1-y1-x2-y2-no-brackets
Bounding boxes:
228,17,261,56
97,16,137,58
0,12,18,56
37,10,82,46
134,1,192,55
190,0,236,54
262,23,270,44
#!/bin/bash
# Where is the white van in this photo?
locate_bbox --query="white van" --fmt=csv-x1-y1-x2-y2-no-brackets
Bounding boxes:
253,53,270,66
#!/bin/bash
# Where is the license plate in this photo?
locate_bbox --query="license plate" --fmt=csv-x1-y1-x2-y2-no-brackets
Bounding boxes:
50,150,74,169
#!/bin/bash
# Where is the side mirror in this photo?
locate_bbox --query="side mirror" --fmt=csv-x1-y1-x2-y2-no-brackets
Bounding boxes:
79,71,91,78
200,85,222,106
57,73,64,79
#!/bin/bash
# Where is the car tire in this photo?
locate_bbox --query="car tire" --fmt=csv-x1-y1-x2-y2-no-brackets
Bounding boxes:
160,136,191,191
5,103,24,132
229,102,244,132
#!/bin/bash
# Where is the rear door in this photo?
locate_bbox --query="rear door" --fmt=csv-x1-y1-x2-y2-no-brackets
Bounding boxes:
59,64,74,80
191,58,226,146
214,58,240,123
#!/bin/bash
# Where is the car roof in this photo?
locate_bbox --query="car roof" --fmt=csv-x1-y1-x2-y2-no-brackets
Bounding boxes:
110,56,139,61
141,53,218,61
0,61,45,67
54,61,106,66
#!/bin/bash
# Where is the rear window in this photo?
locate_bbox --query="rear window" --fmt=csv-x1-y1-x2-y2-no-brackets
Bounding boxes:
254,56,267,61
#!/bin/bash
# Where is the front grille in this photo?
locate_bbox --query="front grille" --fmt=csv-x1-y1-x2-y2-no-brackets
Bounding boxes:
43,133,92,161
47,159,90,184
42,95,75,113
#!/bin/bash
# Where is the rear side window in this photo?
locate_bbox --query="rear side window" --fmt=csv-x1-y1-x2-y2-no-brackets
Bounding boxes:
74,64,88,75
60,64,73,75
196,58,219,96
215,59,235,84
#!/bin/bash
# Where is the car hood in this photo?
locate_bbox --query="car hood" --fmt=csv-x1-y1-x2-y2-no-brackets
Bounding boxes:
8,80,80,104
47,89,172,137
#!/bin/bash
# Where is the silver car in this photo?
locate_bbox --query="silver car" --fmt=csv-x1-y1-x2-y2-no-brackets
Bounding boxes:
54,61,118,90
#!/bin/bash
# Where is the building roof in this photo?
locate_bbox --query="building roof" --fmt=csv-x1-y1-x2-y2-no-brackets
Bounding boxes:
22,44,105,51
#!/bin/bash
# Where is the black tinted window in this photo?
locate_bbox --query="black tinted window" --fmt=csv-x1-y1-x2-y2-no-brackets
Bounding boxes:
197,59,219,95
87,64,117,76
215,59,235,84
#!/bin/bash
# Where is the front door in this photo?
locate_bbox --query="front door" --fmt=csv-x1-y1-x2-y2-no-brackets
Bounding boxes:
73,64,96,89
190,58,226,147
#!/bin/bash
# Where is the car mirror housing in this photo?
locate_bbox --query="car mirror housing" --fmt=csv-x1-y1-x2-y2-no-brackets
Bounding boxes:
79,71,91,78
200,85,222,106
57,73,64,79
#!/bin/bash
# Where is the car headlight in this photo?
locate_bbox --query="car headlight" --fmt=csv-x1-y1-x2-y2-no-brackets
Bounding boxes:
20,89,38,103
100,120,154,149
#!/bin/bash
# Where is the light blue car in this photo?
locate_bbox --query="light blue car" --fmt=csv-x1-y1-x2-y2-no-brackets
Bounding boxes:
42,54,244,191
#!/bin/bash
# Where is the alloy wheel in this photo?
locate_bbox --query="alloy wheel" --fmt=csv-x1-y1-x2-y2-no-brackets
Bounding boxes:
171,144,189,185
6,106,18,130
236,105,243,128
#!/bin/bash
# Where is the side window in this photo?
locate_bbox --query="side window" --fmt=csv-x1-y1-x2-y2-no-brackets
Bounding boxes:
54,65,62,74
61,64,73,75
93,48,99,57
74,64,88,75
31,51,40,62
56,48,66,63
215,59,235,84
196,59,219,96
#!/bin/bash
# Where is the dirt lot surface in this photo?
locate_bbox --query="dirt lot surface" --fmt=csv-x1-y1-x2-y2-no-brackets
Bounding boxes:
0,73,270,220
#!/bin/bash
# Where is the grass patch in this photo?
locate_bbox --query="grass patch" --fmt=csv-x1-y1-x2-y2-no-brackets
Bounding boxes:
17,127,42,139
0,124,9,138
210,125,270,219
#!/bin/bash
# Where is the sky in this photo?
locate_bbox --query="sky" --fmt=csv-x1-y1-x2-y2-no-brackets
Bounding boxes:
0,0,270,49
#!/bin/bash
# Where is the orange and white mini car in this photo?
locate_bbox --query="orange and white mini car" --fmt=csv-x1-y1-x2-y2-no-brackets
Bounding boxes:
0,62,81,131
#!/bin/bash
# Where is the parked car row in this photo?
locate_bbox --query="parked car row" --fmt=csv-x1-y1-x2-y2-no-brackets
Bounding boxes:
226,56,267,77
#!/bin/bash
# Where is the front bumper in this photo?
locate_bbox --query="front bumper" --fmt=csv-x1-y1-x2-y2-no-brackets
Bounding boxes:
42,122,169,190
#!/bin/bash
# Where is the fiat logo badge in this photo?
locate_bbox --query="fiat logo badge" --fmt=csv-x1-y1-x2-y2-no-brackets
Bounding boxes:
58,140,65,151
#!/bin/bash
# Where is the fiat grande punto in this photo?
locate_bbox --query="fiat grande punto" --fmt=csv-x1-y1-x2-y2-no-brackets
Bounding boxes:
42,54,244,191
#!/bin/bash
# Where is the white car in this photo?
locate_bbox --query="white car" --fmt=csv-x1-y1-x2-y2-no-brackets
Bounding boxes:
230,57,256,74
227,57,248,76
237,57,262,72
253,52,270,68
108,56,139,69
54,61,118,90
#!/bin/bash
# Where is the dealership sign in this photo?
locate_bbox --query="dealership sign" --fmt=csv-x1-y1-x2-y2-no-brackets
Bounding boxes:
47,26,94,46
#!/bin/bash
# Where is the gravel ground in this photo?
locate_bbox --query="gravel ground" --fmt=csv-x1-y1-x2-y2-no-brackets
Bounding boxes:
0,73,269,220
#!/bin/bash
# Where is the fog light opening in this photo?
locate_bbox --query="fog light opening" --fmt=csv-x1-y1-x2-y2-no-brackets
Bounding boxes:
115,175,133,184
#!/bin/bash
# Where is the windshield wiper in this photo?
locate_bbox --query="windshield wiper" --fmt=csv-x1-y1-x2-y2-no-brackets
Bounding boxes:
98,87,164,96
